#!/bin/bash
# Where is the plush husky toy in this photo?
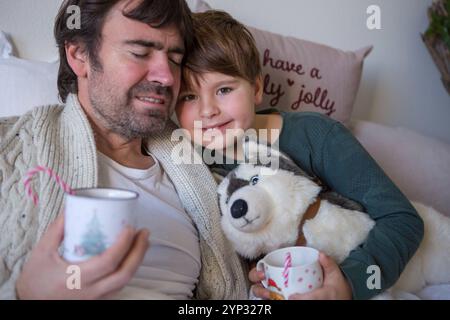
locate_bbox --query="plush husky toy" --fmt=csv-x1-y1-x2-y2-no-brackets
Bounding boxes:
217,139,450,294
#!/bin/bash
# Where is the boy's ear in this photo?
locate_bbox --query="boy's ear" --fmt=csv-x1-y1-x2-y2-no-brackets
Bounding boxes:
254,75,264,106
65,41,89,78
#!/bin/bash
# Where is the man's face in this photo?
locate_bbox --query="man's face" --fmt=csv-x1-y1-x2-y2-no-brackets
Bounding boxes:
86,0,184,139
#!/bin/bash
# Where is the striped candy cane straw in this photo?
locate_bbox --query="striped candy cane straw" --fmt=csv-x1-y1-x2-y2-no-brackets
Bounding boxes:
283,252,292,288
24,165,74,206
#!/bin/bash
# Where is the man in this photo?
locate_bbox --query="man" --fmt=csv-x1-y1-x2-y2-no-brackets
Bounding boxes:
0,0,247,300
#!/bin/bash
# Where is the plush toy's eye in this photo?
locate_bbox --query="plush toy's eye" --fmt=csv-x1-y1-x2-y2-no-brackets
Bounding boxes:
250,175,259,185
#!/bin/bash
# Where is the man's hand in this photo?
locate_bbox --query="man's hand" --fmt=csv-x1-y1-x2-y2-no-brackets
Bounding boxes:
16,214,149,300
249,252,353,300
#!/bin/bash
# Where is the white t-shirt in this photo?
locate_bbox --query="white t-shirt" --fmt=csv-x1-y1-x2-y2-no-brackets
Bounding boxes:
97,151,201,299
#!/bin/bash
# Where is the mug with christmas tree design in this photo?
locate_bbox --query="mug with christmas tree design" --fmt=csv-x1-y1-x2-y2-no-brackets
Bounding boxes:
63,188,139,262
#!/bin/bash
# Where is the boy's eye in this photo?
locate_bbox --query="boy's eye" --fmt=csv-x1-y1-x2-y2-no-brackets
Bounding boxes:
180,94,197,102
217,87,233,95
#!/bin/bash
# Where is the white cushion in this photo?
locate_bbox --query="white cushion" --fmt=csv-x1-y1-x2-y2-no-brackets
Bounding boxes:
187,0,212,12
0,31,12,58
0,31,13,58
0,56,60,117
349,119,450,216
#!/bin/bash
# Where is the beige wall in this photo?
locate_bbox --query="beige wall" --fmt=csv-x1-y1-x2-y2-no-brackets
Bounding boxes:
1,0,449,143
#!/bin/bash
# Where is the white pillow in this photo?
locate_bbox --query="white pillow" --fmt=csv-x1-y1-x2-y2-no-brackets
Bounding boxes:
0,31,13,58
187,0,212,12
349,119,450,216
0,57,60,118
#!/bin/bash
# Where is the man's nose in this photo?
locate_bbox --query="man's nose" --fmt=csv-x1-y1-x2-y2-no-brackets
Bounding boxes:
145,53,175,87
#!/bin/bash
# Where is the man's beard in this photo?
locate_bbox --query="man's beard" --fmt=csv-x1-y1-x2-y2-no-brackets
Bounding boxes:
88,69,172,140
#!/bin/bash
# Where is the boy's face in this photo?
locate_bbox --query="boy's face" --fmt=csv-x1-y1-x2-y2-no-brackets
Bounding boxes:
175,72,263,151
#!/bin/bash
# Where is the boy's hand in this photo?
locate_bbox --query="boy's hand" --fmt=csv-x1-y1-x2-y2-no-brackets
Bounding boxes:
288,253,352,300
16,213,149,300
249,252,353,300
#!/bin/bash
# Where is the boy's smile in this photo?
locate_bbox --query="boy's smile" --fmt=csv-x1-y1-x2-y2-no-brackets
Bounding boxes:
202,119,234,134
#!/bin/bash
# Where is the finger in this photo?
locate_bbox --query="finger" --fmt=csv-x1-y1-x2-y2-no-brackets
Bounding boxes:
251,284,271,300
248,268,265,283
91,229,150,296
80,226,138,284
319,252,338,274
40,212,65,251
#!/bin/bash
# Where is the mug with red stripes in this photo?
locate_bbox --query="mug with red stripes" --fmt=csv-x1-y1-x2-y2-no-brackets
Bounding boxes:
256,246,323,300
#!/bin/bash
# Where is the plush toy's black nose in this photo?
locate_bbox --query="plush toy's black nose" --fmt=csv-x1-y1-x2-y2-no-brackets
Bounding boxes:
230,199,248,219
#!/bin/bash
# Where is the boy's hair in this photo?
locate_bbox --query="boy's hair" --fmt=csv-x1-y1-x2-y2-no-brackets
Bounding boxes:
183,10,261,89
54,0,193,103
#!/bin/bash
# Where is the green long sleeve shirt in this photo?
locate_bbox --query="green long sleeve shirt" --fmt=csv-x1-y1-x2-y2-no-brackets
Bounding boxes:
210,111,424,300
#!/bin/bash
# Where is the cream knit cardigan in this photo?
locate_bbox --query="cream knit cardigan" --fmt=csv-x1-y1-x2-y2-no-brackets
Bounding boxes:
0,94,248,300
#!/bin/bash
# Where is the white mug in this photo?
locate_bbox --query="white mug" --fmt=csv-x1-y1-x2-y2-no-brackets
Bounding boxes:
63,188,139,262
257,246,323,300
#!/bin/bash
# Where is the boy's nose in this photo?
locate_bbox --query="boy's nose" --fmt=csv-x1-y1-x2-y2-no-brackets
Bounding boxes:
200,99,220,118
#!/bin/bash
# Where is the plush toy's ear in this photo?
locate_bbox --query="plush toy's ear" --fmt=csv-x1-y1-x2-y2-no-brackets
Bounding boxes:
243,135,258,163
243,135,319,182
277,154,316,180
243,135,283,165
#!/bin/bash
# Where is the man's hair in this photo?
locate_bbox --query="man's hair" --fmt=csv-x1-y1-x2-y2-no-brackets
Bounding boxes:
54,0,193,103
183,10,261,89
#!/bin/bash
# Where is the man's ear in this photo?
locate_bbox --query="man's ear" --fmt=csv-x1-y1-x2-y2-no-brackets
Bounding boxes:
65,42,89,78
254,75,263,106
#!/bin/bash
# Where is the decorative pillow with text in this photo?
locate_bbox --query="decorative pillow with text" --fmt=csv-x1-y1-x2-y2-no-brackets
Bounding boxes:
190,0,372,124
248,26,372,124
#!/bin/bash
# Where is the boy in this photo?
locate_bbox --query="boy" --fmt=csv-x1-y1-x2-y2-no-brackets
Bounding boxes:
175,10,424,300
